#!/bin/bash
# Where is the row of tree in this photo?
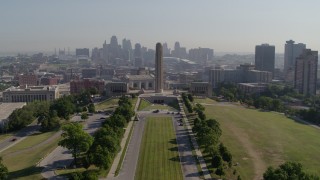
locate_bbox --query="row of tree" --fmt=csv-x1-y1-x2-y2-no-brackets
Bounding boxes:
60,96,135,179
87,96,134,174
190,100,234,178
181,93,193,113
215,83,320,124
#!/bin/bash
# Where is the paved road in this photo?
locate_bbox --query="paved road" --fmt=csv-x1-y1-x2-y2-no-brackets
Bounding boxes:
107,109,201,180
107,112,146,180
177,98,212,180
172,114,200,179
40,113,105,180
0,122,40,153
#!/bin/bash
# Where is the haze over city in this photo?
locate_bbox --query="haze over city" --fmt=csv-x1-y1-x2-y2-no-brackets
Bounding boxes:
1,0,320,54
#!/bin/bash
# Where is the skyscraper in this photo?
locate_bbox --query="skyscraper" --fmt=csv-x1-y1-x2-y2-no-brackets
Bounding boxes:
255,44,275,77
155,43,163,93
162,42,171,56
134,43,143,67
284,40,306,82
76,48,89,57
122,38,133,61
294,49,318,96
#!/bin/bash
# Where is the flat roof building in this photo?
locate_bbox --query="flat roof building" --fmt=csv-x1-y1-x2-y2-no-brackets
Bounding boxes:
2,86,59,102
0,102,26,129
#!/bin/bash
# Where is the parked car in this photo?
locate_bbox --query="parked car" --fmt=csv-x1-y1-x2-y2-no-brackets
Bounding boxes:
153,109,159,113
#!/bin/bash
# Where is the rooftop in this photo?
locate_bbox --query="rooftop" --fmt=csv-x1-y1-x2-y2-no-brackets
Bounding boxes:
125,74,154,81
0,103,26,123
4,85,58,92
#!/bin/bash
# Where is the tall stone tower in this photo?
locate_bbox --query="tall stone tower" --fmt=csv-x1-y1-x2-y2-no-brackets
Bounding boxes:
155,43,163,93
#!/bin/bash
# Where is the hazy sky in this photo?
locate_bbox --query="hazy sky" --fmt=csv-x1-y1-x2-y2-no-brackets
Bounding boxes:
1,0,320,54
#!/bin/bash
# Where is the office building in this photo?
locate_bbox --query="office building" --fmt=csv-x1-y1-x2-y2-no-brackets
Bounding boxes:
189,82,212,97
76,48,89,57
70,79,105,94
82,68,97,78
125,74,154,90
105,82,128,97
255,44,275,77
2,85,59,102
284,40,306,82
18,73,38,86
294,49,318,96
134,43,143,67
189,47,214,65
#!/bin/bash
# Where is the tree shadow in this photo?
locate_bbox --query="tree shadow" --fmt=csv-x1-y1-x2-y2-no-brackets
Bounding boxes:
169,156,180,162
168,138,177,145
168,147,178,151
8,166,45,179
29,132,42,136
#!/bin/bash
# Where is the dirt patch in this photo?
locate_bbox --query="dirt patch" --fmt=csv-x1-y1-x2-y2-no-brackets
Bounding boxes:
225,121,266,180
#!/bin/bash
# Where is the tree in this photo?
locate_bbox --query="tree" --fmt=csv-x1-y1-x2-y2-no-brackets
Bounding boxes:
194,103,205,113
212,154,222,168
89,87,98,95
39,110,60,131
219,143,232,163
118,95,132,107
88,145,112,170
81,113,89,121
0,157,8,180
88,103,95,113
51,96,75,120
263,162,320,180
114,104,134,122
215,166,225,178
59,123,93,167
187,94,194,102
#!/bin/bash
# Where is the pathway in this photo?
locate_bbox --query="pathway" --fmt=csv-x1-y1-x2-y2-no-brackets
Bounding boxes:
178,97,212,180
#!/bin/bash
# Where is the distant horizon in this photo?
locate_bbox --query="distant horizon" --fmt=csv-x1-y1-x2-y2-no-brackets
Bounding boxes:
0,50,288,57
1,1,320,54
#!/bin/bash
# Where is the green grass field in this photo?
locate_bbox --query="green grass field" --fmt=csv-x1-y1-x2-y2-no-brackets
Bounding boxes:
95,98,119,111
194,98,217,104
202,103,320,179
138,99,151,110
139,103,177,111
135,117,183,180
0,131,60,180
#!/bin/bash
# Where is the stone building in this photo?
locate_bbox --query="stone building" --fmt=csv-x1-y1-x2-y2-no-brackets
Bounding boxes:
2,85,59,102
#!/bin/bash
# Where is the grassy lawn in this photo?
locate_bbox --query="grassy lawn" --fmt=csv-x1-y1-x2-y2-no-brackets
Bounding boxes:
131,97,138,110
140,103,177,111
194,98,217,104
203,103,320,179
0,131,61,180
135,117,183,180
138,99,151,110
95,98,119,111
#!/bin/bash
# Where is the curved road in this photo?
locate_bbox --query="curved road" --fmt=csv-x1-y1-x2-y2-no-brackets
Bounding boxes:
39,113,105,180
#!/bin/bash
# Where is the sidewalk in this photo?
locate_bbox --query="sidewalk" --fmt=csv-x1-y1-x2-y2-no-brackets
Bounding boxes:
106,97,140,178
178,97,212,180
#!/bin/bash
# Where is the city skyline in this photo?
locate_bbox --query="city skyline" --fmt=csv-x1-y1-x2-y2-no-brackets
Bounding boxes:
1,0,320,54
